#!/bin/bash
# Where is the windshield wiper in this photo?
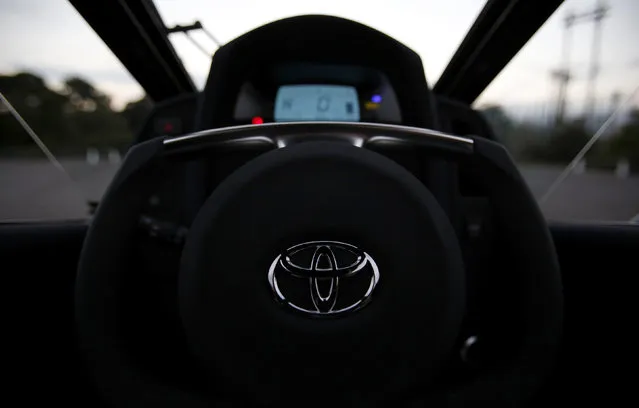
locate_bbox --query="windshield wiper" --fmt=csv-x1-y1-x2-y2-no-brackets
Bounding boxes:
540,84,639,207
0,91,67,174
0,90,92,215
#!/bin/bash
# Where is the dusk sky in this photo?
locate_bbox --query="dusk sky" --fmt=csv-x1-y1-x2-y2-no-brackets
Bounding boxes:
1,0,637,115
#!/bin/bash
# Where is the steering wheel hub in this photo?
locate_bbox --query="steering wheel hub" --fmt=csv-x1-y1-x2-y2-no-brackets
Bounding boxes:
179,142,465,403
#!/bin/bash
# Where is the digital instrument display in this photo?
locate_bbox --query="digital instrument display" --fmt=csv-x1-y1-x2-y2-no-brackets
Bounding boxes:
274,85,360,122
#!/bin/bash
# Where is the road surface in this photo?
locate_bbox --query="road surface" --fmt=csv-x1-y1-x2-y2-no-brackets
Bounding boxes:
520,165,639,222
1,158,638,223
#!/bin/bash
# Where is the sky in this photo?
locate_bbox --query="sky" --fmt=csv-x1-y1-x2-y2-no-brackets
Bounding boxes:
0,0,637,114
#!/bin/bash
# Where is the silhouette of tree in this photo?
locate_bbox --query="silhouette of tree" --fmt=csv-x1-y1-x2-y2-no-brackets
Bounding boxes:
480,105,514,136
1,69,635,173
0,72,74,148
122,95,153,135
542,119,590,163
608,109,639,170
479,104,547,159
63,76,112,111
0,71,144,154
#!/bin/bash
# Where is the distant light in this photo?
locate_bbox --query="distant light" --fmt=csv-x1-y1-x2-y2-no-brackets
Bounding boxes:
371,94,382,103
163,122,174,132
252,116,264,125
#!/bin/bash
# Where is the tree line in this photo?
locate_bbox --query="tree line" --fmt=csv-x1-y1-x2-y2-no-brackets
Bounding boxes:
0,72,152,155
480,105,639,172
1,71,637,173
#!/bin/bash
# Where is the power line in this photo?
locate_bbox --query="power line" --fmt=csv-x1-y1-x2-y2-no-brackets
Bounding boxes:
166,20,220,59
184,32,211,57
200,26,221,48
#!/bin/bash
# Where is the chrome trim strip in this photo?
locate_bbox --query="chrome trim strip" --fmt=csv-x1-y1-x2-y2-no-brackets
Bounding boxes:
162,121,474,149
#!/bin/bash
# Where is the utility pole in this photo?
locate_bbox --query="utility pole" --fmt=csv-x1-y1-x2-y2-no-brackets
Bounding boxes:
608,91,622,133
551,1,609,127
552,69,571,127
552,12,575,127
583,1,609,128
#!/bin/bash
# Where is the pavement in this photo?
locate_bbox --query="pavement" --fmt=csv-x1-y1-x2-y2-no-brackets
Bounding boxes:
0,158,117,221
0,158,637,223
519,165,639,222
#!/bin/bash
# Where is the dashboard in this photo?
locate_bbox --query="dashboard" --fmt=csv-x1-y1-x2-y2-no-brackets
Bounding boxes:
134,14,446,225
233,63,402,125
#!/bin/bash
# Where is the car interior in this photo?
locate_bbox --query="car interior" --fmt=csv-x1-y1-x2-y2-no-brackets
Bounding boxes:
3,0,637,406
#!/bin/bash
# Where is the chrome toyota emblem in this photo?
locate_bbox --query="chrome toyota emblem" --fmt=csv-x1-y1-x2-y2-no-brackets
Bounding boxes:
268,241,380,316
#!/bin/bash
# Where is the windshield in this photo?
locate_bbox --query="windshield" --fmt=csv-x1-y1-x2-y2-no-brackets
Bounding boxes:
153,0,488,88
1,0,637,224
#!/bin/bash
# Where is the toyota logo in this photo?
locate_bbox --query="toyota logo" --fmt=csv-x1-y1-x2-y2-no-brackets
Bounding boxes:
268,241,380,316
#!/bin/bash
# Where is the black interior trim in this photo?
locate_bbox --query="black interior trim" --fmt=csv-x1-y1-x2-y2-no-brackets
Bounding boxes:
436,96,497,140
4,218,637,406
68,0,195,101
434,0,564,103
133,93,199,144
1,221,102,406
538,221,637,405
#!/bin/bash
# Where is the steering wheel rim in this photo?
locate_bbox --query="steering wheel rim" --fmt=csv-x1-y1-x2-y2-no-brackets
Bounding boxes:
76,122,562,407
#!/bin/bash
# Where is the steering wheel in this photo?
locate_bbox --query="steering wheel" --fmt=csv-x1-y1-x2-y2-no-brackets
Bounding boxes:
76,122,562,407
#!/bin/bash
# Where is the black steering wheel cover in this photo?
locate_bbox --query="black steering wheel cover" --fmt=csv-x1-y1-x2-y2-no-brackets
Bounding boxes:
437,138,563,405
75,128,562,407
75,139,209,407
